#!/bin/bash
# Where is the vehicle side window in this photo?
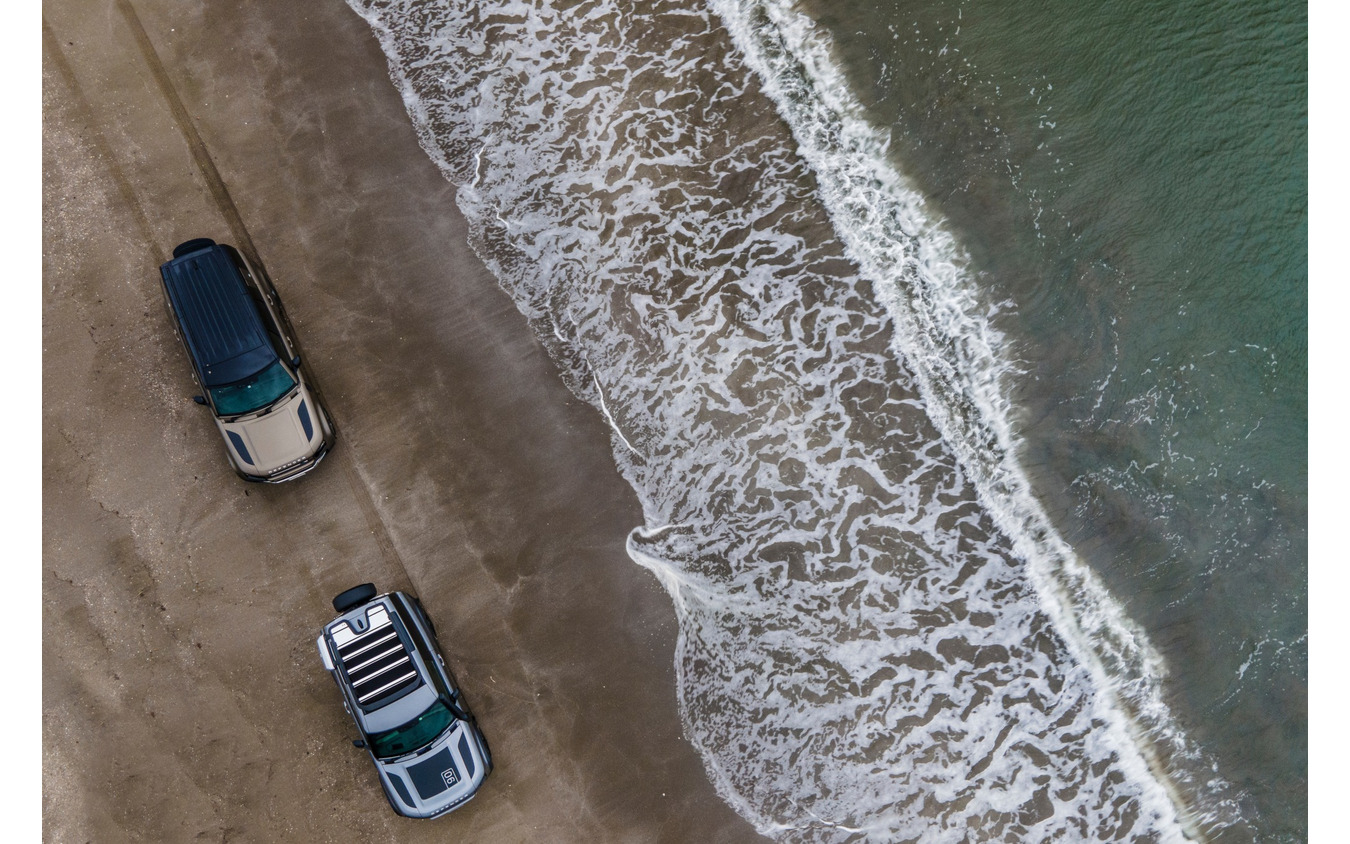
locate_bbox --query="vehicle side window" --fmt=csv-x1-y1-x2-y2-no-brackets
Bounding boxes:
259,297,287,354
243,275,290,359
161,285,206,382
399,602,456,700
227,249,290,359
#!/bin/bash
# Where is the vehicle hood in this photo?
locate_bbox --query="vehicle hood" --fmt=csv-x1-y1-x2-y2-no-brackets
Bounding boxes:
218,389,321,474
375,722,487,819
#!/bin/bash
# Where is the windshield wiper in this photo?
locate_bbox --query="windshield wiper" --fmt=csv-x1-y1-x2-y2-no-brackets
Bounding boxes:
256,383,300,416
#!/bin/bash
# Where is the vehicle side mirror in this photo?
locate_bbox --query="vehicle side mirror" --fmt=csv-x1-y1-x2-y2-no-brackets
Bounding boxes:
192,395,207,405
291,356,301,369
352,739,366,749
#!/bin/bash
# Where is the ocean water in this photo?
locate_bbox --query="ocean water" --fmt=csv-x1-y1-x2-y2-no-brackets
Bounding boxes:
344,0,1305,840
787,0,1306,838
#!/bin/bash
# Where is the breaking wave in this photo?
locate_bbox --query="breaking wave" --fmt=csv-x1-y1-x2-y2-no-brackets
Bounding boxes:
345,0,1249,839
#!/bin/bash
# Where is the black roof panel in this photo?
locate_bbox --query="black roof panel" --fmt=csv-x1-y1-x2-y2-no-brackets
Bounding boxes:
160,241,277,386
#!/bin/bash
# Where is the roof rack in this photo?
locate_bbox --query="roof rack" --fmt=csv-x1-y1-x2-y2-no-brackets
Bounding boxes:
331,605,421,707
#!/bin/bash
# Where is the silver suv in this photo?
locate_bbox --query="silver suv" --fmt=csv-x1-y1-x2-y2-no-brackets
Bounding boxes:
159,238,335,482
317,584,492,818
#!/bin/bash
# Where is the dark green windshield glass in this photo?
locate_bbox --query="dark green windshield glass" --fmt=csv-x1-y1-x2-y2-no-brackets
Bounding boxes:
368,700,454,760
209,359,296,415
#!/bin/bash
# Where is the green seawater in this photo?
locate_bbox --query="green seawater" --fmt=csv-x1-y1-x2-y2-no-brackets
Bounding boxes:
796,0,1307,838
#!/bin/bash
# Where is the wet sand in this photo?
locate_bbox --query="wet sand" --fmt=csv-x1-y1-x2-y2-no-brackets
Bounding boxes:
41,0,762,840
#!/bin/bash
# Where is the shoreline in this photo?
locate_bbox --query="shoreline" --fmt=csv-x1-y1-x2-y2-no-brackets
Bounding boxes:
41,0,762,840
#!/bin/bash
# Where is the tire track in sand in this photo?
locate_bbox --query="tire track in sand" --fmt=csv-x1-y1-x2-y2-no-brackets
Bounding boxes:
114,0,412,586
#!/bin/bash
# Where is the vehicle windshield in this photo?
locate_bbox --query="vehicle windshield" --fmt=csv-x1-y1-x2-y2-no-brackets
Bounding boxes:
368,700,455,760
208,359,296,415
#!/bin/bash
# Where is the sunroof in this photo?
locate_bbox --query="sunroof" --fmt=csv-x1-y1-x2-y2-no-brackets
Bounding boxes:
331,605,421,708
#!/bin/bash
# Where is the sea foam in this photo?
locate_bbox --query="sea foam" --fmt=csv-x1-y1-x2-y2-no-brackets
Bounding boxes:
344,0,1241,838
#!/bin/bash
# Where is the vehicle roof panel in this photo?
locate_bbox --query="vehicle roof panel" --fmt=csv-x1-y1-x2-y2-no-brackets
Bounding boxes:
160,244,277,386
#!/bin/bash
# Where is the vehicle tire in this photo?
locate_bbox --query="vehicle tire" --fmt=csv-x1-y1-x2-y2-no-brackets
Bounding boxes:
333,583,377,613
379,780,401,814
480,732,494,775
172,237,216,258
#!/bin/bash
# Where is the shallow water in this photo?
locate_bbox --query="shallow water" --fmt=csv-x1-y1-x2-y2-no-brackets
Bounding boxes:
345,0,1304,839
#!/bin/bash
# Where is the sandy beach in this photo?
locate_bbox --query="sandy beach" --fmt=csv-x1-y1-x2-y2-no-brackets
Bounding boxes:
41,1,762,840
